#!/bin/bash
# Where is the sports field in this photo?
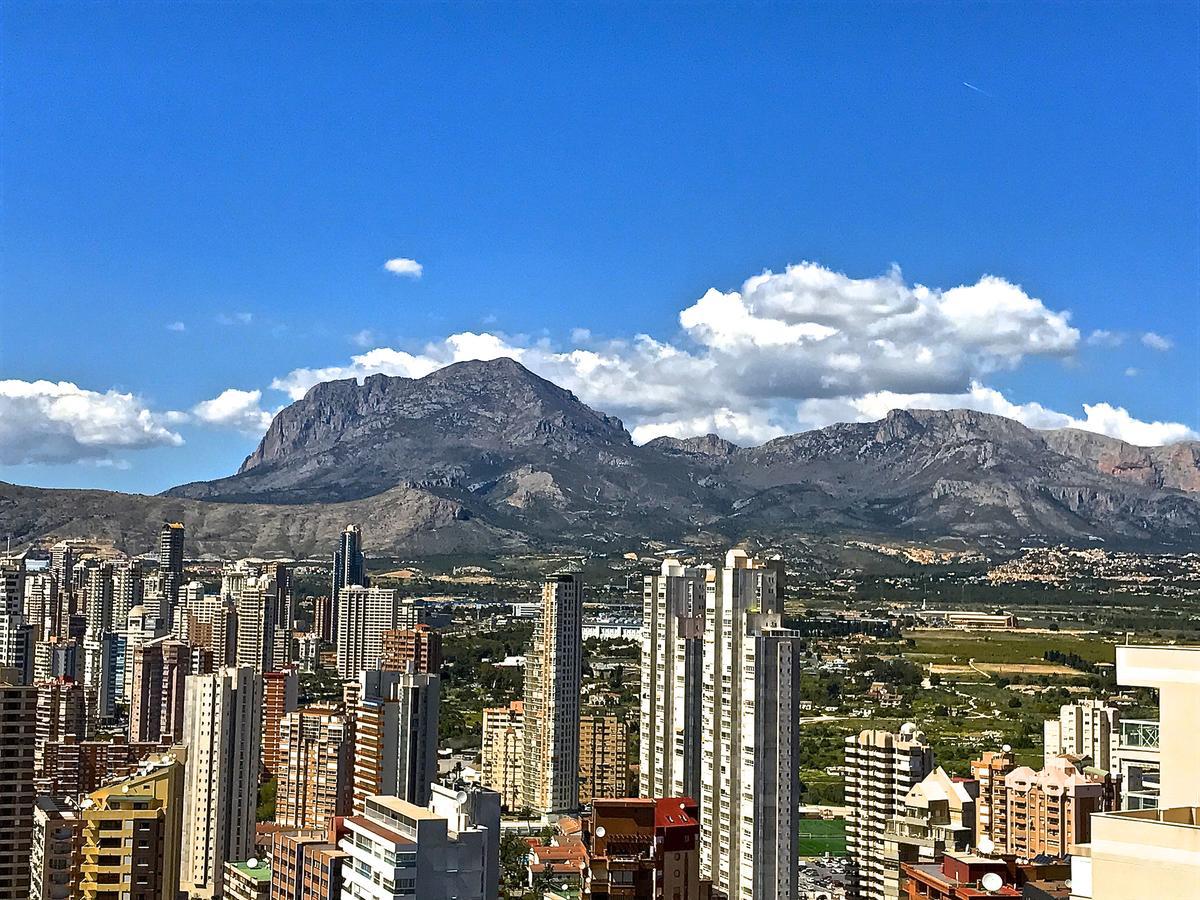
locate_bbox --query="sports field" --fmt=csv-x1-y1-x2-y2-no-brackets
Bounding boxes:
797,817,846,857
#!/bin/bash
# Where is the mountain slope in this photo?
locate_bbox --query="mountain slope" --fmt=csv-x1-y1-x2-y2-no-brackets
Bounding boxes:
0,481,521,558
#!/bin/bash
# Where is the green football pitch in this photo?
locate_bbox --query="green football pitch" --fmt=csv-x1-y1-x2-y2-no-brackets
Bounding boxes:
797,818,847,857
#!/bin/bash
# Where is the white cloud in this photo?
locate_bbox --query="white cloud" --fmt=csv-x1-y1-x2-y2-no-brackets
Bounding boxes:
1086,329,1124,347
272,332,526,400
0,380,183,465
217,312,254,326
351,329,378,348
798,382,1198,446
191,389,275,435
383,257,423,278
630,409,785,446
264,260,1196,447
1141,331,1173,351
166,321,186,333
1124,367,1139,378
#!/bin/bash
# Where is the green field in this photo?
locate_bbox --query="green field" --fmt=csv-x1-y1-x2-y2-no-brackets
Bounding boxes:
797,817,846,857
905,629,1117,667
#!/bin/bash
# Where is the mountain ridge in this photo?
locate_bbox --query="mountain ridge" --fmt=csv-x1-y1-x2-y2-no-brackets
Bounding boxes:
5,358,1200,555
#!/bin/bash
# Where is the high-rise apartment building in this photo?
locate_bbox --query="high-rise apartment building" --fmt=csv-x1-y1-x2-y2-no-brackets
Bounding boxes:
969,748,1015,851
83,561,113,634
972,754,1117,860
340,793,498,900
354,668,440,810
39,735,174,799
429,780,502,900
579,713,628,804
82,630,120,723
336,586,412,678
380,623,443,674
480,700,525,810
1044,698,1120,770
639,557,705,801
845,725,935,900
35,677,94,781
0,558,29,682
276,705,353,829
111,560,142,632
130,637,193,742
79,753,185,900
262,667,299,775
158,522,185,624
522,573,583,814
0,669,36,898
881,767,977,900
30,796,83,900
332,524,365,638
180,667,262,900
699,550,802,900
313,595,335,643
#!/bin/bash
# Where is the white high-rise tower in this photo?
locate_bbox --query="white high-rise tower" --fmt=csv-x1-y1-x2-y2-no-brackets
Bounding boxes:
698,549,802,900
639,557,706,801
180,666,262,899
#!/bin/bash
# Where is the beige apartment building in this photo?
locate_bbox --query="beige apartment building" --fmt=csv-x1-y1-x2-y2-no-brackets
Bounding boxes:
261,667,299,776
578,713,628,805
79,753,186,900
276,706,353,829
481,700,525,810
882,767,976,900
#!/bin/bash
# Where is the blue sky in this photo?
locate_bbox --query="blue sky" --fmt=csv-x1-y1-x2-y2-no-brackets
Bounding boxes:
2,1,1197,493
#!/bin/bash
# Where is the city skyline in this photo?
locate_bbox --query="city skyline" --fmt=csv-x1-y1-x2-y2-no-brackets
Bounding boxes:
3,3,1198,493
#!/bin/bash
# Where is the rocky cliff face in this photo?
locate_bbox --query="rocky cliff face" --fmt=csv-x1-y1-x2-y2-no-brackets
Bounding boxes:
6,358,1200,556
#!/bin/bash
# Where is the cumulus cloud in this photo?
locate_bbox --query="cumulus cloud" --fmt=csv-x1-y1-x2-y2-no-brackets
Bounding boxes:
1141,331,1173,351
166,321,186,333
266,261,1196,447
0,380,183,465
798,382,1198,445
191,389,276,435
351,329,378,348
1086,329,1124,347
383,257,423,278
272,332,525,400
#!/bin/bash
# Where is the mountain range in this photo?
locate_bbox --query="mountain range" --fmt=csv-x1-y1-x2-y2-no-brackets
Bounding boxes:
4,357,1199,557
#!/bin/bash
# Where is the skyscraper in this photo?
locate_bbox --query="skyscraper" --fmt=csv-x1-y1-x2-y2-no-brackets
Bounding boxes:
235,571,280,674
335,586,412,679
522,573,583,814
698,550,802,900
35,677,94,782
158,522,185,624
353,668,440,810
0,669,36,898
380,623,443,674
331,524,365,638
639,557,706,801
845,725,935,900
262,667,300,776
180,667,262,900
0,558,30,684
276,706,354,829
